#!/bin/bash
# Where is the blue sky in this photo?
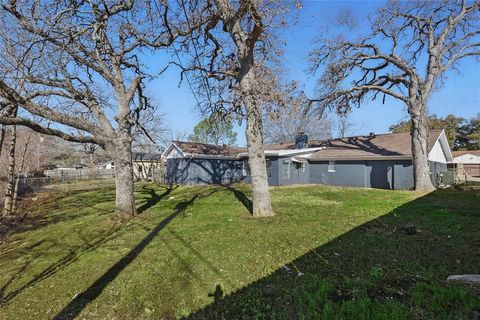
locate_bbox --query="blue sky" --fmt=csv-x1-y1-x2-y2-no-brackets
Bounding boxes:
148,0,480,146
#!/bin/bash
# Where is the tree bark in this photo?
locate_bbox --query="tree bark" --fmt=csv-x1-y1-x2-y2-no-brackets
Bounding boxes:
12,131,33,213
409,100,435,191
2,125,16,216
0,124,5,162
108,131,136,218
241,71,273,217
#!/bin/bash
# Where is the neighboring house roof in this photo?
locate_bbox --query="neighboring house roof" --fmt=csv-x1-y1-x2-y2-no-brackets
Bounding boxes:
452,150,480,164
166,141,247,158
132,152,162,161
452,150,480,158
305,130,444,160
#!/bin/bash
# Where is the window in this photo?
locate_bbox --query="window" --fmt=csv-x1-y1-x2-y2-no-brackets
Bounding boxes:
282,160,290,178
328,161,335,172
301,162,306,173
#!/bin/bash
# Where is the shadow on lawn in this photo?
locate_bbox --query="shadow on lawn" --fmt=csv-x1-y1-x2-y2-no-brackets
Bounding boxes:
0,185,174,307
0,189,116,239
53,187,220,320
225,185,253,214
186,190,480,319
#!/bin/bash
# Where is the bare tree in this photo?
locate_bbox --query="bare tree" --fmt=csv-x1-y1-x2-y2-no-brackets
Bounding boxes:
310,0,480,190
0,0,203,217
179,0,296,217
264,82,332,143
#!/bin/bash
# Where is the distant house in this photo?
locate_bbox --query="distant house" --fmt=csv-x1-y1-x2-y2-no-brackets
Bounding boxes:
452,150,480,178
98,161,115,170
98,153,163,180
163,130,453,190
132,152,163,180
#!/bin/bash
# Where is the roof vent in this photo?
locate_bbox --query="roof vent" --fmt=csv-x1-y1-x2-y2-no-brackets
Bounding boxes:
369,132,375,137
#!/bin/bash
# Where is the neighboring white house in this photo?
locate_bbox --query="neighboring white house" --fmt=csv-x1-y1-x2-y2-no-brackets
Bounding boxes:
98,161,115,170
452,150,480,177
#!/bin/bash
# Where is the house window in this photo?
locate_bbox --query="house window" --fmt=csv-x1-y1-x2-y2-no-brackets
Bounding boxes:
328,161,335,172
282,160,290,178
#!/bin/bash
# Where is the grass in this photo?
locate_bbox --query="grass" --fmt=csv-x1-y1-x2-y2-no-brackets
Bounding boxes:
0,183,479,319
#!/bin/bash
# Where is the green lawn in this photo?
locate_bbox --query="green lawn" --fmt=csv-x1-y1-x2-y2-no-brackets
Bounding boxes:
0,183,479,319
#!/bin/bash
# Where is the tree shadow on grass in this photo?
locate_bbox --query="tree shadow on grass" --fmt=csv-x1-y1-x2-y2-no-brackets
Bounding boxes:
0,185,176,308
0,223,125,305
0,189,116,239
53,187,220,320
186,190,480,319
225,185,253,214
136,184,178,214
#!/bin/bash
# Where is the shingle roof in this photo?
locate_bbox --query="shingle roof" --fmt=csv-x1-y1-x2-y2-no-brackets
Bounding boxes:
306,130,443,160
263,140,326,150
452,150,480,157
173,141,247,157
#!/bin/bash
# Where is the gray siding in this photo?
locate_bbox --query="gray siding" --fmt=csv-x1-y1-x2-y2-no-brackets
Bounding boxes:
393,161,414,190
310,160,416,190
166,158,246,185
167,156,447,190
266,157,279,186
310,161,368,188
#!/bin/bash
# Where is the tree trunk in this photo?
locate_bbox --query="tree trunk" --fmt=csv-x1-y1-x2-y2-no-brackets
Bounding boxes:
2,125,16,216
241,71,273,217
12,131,32,213
410,101,435,191
0,124,5,162
109,131,136,218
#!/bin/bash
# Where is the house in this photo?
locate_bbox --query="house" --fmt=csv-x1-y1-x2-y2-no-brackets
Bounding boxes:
451,150,480,178
132,152,163,180
97,152,163,180
98,161,115,170
163,141,248,185
162,130,453,190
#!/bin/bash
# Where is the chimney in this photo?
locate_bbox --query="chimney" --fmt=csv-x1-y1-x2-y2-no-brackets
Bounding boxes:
295,131,308,149
369,132,375,137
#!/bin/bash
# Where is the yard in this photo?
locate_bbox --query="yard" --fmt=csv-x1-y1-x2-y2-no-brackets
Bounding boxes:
0,183,479,319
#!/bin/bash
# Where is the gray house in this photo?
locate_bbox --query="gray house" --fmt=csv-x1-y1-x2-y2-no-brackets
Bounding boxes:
163,130,453,190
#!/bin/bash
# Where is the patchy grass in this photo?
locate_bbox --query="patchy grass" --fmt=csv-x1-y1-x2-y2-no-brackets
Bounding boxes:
0,183,479,319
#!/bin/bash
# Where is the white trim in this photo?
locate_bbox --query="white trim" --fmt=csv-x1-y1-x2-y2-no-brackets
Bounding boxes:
162,142,186,159
428,129,453,163
291,156,308,163
238,147,323,158
304,155,412,161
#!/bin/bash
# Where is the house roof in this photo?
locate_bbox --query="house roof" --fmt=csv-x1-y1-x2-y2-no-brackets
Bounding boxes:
172,141,247,157
306,130,443,160
263,140,326,151
452,150,480,158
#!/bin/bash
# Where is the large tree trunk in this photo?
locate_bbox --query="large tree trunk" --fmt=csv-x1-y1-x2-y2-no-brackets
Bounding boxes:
241,71,273,217
410,101,435,191
108,131,136,218
2,125,16,216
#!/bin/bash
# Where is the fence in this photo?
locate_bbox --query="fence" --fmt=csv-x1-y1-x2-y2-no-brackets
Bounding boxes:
44,168,115,181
